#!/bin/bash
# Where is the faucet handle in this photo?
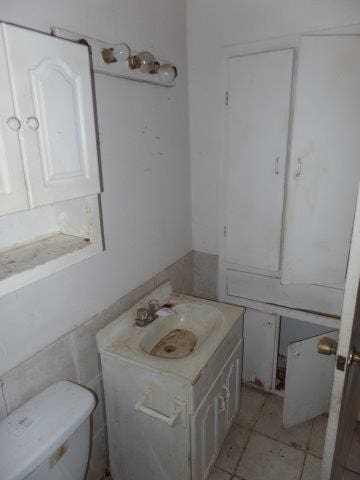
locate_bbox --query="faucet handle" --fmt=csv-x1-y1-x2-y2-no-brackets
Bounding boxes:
137,307,149,321
148,299,160,314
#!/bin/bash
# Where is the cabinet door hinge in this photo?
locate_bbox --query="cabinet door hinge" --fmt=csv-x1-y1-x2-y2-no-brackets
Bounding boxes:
224,225,227,237
225,91,229,106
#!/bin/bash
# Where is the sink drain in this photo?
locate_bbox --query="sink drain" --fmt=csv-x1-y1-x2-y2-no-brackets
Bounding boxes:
150,329,197,358
164,345,176,353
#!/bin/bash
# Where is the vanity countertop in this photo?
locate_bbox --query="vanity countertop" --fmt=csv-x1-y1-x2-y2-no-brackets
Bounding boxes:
96,282,244,384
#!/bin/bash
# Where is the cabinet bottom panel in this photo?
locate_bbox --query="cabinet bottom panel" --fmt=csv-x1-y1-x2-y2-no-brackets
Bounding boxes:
227,268,343,316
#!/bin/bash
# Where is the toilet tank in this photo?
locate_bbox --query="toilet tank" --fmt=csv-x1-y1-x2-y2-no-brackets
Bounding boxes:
0,381,96,480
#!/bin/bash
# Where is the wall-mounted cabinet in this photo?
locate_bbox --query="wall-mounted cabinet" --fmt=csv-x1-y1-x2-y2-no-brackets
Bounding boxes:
0,22,102,296
223,35,360,316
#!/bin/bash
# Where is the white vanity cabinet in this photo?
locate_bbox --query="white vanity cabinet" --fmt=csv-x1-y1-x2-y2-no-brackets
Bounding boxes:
224,35,360,316
97,286,244,480
0,22,100,212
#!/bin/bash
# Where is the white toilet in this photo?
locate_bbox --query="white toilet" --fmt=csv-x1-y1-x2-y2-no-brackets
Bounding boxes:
0,380,96,480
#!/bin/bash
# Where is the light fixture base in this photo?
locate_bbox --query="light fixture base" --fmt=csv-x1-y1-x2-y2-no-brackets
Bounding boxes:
101,48,117,64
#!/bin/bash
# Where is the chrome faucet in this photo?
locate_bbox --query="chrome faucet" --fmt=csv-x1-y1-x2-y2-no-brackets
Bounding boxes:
135,299,160,327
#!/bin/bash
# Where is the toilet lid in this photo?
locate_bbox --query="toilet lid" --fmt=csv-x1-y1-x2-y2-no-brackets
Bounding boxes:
0,381,96,480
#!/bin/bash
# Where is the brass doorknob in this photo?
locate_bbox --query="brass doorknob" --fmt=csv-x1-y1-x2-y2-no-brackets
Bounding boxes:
318,337,338,356
318,337,360,366
349,349,360,365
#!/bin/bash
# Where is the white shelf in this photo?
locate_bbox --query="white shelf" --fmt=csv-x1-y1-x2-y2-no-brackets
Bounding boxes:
0,233,89,281
0,195,103,296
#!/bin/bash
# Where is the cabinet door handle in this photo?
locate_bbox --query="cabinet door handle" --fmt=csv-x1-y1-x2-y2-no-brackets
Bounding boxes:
295,158,302,177
27,117,39,130
275,156,280,175
6,116,21,131
134,387,186,428
217,394,226,413
223,385,230,402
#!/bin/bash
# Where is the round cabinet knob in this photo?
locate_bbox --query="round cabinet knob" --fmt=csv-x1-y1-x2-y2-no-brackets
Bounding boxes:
6,116,21,131
27,117,39,130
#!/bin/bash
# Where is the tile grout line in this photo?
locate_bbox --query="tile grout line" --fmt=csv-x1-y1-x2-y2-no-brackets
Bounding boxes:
231,388,269,479
217,387,328,480
298,417,316,480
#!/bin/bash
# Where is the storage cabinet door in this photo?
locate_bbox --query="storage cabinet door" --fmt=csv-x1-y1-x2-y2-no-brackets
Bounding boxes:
0,26,29,215
283,330,339,428
3,23,100,207
282,35,360,285
243,310,279,391
226,49,293,275
223,340,243,433
191,375,224,480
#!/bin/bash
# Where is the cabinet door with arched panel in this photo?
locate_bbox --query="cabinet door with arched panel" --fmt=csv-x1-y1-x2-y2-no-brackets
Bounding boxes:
3,23,100,208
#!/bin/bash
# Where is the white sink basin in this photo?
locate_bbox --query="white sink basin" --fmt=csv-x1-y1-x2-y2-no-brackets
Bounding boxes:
139,303,224,359
98,284,244,382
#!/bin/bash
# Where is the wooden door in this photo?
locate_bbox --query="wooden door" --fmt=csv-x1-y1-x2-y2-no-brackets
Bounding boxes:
3,23,100,208
226,49,293,275
191,375,224,480
0,24,29,215
282,35,360,286
321,186,360,479
283,330,339,428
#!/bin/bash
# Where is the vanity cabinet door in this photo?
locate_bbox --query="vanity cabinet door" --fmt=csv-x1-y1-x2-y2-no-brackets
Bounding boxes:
3,23,100,208
0,25,29,216
222,341,243,435
191,375,224,480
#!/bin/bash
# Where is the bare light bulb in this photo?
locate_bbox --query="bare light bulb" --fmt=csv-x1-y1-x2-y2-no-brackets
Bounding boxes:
137,51,155,73
157,64,177,84
113,43,130,62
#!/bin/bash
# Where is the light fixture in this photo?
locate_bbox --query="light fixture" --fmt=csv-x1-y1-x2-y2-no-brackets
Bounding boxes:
137,51,156,73
101,43,130,63
113,43,130,62
157,64,177,84
101,42,177,84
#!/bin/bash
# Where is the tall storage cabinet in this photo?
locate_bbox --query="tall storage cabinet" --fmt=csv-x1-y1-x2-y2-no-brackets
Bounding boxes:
224,35,360,316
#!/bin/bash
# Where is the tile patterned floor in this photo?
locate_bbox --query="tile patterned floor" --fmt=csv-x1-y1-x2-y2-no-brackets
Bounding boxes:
210,385,360,480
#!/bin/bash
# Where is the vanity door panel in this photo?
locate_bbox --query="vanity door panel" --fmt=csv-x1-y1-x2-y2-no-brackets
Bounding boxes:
3,23,100,208
191,375,224,480
222,340,243,435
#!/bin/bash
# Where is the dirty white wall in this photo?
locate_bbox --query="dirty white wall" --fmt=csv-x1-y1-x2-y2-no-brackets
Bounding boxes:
0,0,191,375
188,0,360,254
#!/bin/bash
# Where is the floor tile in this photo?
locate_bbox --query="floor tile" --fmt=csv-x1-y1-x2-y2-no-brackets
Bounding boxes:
343,471,360,480
207,466,232,480
254,395,312,450
301,454,321,480
215,424,251,473
308,415,328,458
235,385,267,430
236,431,305,480
347,424,360,473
